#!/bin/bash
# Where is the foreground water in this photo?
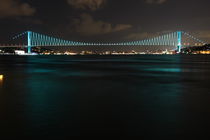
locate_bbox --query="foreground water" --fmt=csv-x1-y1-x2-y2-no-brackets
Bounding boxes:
0,55,210,137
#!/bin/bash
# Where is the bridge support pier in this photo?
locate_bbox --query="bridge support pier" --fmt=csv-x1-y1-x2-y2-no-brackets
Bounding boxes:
27,46,32,54
177,31,182,53
27,31,32,54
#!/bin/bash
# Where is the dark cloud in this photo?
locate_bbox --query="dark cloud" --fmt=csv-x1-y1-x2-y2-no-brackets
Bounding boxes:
145,0,168,4
0,0,210,44
15,17,43,25
71,13,132,36
126,32,156,40
125,30,173,40
67,0,106,11
196,30,210,40
0,0,36,18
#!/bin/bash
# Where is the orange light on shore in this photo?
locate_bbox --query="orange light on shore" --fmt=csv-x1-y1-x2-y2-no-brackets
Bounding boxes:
0,75,3,87
0,75,3,80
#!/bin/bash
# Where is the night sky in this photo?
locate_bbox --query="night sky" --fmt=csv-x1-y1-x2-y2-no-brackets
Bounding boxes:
0,0,210,44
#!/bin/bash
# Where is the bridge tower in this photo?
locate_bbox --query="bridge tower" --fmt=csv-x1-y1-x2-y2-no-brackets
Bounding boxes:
27,31,32,54
177,31,182,53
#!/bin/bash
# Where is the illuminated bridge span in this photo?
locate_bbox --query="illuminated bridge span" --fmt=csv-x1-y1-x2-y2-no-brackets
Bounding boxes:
11,31,207,53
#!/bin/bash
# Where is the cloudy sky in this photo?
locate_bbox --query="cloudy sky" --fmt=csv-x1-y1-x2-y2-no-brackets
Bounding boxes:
0,0,210,43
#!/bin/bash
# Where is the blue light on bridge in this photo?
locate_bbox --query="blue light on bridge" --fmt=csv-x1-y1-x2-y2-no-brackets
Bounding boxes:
27,31,32,54
10,30,207,54
177,31,182,53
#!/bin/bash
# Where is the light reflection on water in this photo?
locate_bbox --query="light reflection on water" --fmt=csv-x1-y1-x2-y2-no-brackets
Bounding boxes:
0,55,210,138
146,68,182,72
0,75,3,87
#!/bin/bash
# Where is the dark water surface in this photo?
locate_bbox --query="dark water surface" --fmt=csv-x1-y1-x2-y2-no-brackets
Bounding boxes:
0,55,210,138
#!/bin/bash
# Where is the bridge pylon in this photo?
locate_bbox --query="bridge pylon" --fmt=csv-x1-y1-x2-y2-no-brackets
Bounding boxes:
27,31,32,54
177,31,182,53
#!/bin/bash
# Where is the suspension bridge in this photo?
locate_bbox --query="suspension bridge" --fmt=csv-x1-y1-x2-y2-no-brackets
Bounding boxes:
0,31,207,54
